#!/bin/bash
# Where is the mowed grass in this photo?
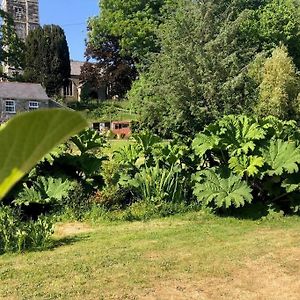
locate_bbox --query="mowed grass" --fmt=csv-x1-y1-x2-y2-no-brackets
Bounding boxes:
1,213,300,299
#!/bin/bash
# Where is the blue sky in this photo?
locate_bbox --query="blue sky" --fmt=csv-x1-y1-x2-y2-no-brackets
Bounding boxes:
40,0,99,61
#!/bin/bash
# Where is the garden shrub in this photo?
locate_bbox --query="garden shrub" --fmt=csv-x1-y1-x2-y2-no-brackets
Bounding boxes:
90,186,129,208
14,177,74,207
192,115,300,213
0,206,53,254
0,109,87,201
120,165,184,204
60,181,91,219
13,128,108,219
109,131,191,205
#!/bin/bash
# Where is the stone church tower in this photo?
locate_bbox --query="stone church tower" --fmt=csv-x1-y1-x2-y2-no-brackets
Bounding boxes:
1,0,40,41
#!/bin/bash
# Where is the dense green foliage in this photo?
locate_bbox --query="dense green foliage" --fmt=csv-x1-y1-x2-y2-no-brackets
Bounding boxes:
127,0,300,136
192,115,300,212
74,100,139,126
0,109,87,200
9,128,108,222
88,0,172,61
0,206,53,254
3,1,300,257
85,0,177,97
24,25,70,96
256,45,300,118
0,110,87,253
3,112,300,255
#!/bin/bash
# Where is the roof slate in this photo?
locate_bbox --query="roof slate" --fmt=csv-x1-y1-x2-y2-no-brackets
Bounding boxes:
0,82,49,100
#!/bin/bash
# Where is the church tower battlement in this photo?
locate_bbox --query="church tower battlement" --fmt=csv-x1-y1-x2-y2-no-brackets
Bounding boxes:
1,0,40,41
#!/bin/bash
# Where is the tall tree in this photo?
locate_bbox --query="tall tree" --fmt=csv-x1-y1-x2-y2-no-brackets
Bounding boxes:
241,0,300,68
0,9,24,73
129,0,300,136
85,0,174,98
88,0,173,63
24,25,70,96
256,45,300,119
81,37,137,99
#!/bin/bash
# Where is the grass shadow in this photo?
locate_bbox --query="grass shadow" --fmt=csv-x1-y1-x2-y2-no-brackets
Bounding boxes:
49,234,91,251
216,202,270,220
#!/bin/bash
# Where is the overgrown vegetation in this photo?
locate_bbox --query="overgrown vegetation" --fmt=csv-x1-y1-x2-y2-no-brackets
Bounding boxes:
192,115,300,212
0,110,87,254
3,1,300,266
123,0,300,136
0,206,53,254
4,112,300,255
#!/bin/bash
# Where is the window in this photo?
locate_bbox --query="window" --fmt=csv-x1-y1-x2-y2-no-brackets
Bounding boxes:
5,100,16,114
29,101,39,110
114,123,130,130
64,81,73,97
14,6,23,20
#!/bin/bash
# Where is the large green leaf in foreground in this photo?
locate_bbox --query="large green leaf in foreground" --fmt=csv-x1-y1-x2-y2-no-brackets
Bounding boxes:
0,109,88,199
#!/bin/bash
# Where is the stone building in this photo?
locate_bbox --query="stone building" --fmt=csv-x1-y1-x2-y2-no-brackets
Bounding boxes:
1,1,107,102
1,0,39,41
0,81,61,123
61,60,107,102
1,0,39,75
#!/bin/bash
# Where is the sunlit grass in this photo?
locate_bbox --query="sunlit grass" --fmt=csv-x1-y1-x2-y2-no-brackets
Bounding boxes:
0,213,300,299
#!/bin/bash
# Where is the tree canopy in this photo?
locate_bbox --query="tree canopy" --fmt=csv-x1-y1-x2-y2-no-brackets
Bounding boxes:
81,37,137,99
256,45,300,119
23,25,70,96
87,0,173,63
84,0,175,98
127,0,300,137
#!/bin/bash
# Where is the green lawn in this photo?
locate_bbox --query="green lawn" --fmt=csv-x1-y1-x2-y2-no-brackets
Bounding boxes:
1,213,300,299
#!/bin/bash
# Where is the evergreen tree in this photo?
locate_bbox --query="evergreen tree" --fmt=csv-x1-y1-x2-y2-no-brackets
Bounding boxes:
257,45,300,119
24,25,70,96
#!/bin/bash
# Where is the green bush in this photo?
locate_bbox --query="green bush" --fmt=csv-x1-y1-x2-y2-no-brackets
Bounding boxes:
0,109,87,201
0,206,53,254
121,165,183,203
14,177,74,207
13,128,108,219
192,115,300,212
90,186,129,208
60,181,91,219
111,131,191,205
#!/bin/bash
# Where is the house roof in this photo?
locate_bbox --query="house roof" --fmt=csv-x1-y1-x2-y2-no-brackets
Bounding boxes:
70,60,84,76
0,82,49,100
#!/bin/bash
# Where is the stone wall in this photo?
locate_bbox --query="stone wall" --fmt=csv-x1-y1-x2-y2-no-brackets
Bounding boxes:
0,98,49,122
61,77,107,102
2,0,39,41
